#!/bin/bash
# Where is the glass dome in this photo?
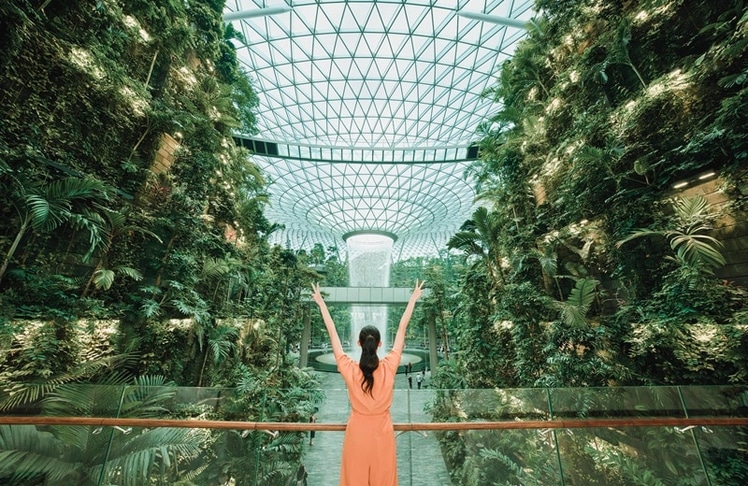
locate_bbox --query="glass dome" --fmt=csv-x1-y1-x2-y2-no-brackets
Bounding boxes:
225,0,534,258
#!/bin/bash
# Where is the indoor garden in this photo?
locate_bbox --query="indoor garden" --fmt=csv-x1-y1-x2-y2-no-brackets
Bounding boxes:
1,0,747,484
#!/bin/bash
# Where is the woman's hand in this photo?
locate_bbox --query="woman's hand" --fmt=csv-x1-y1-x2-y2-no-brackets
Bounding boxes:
311,283,325,306
411,279,425,301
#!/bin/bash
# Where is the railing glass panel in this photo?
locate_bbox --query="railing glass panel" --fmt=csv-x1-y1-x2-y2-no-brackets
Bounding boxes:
1,385,746,485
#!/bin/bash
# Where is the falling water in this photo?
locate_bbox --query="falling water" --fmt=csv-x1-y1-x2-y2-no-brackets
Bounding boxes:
346,234,393,360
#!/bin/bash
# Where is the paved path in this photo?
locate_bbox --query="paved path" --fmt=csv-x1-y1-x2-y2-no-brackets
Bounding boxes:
303,371,452,485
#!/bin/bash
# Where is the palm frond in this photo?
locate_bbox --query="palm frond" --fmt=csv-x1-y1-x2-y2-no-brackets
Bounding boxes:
93,269,116,290
553,278,599,327
447,232,484,255
672,195,710,225
104,428,207,486
538,252,558,277
25,194,66,232
119,375,176,418
567,278,598,309
116,266,144,282
208,326,239,363
615,229,664,248
669,231,726,271
201,257,232,280
0,425,79,483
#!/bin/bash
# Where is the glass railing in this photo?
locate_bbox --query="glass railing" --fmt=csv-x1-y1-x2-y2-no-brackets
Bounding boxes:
1,385,746,485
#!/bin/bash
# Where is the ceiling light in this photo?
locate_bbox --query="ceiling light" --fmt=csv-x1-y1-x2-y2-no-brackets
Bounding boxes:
672,181,689,189
698,172,716,180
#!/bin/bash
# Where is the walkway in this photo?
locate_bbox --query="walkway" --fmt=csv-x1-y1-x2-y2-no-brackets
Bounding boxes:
303,371,452,485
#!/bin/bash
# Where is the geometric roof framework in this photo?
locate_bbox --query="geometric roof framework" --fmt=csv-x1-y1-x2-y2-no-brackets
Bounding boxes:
224,0,534,259
254,158,477,259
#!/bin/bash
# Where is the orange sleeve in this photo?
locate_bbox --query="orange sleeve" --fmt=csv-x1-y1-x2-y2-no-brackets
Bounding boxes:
382,349,401,373
337,353,357,383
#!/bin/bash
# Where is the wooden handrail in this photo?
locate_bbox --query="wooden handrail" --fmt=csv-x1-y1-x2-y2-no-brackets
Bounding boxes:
1,416,747,431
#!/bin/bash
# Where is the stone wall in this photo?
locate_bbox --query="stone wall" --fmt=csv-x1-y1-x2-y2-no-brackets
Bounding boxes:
151,133,179,174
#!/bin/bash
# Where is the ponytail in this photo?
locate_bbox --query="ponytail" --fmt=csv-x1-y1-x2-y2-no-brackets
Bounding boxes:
358,325,380,396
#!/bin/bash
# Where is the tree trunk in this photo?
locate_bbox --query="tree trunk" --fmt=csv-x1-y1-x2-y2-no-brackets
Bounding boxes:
197,347,209,387
428,314,439,373
155,231,177,287
81,257,104,298
0,216,30,284
438,311,450,361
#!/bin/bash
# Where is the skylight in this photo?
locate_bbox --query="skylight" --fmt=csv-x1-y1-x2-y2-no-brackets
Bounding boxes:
225,0,534,259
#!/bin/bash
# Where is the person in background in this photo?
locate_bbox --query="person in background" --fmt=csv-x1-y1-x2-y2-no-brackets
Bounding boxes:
309,411,317,446
296,464,308,486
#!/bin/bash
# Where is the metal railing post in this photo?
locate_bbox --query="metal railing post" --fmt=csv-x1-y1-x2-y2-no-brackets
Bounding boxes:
547,388,566,486
96,385,127,486
678,386,713,486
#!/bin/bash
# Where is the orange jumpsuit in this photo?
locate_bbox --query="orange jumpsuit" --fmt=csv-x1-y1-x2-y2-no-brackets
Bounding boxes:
337,349,401,486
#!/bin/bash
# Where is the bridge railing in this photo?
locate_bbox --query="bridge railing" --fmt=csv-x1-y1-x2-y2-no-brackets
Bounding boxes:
1,385,746,485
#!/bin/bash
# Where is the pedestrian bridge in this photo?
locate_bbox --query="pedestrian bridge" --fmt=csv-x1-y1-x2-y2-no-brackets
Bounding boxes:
301,287,436,370
310,287,431,304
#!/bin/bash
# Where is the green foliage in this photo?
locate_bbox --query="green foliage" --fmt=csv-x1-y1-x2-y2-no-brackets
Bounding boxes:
447,0,748,398
447,206,508,292
0,377,208,486
0,173,113,283
553,277,600,327
617,196,726,273
0,0,315,481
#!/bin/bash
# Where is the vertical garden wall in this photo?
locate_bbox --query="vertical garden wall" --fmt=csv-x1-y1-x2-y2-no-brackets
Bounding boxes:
439,0,748,390
0,2,325,484
428,0,748,483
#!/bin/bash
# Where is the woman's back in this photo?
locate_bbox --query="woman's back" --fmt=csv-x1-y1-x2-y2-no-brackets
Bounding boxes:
337,350,401,485
337,351,400,415
310,280,423,486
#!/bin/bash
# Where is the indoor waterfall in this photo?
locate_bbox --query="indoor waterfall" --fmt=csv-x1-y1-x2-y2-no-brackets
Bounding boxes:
346,233,393,360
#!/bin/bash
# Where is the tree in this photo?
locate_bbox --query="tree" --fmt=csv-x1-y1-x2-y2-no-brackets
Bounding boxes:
447,206,507,292
81,206,162,297
0,174,111,284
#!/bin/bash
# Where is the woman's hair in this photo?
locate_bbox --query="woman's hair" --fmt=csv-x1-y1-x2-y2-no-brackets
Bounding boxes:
358,325,380,396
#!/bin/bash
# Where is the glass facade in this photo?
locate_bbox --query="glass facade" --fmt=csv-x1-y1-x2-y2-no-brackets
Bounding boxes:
224,1,535,258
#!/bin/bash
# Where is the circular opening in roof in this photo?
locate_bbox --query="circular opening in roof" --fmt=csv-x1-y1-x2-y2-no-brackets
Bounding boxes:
343,230,397,244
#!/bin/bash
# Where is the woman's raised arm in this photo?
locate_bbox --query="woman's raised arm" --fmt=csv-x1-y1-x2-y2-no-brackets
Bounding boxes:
391,279,425,354
311,283,345,359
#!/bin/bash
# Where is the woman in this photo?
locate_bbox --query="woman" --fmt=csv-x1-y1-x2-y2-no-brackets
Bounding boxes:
311,280,424,486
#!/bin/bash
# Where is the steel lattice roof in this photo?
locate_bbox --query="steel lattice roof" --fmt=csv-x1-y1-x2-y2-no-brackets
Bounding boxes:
225,0,534,258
